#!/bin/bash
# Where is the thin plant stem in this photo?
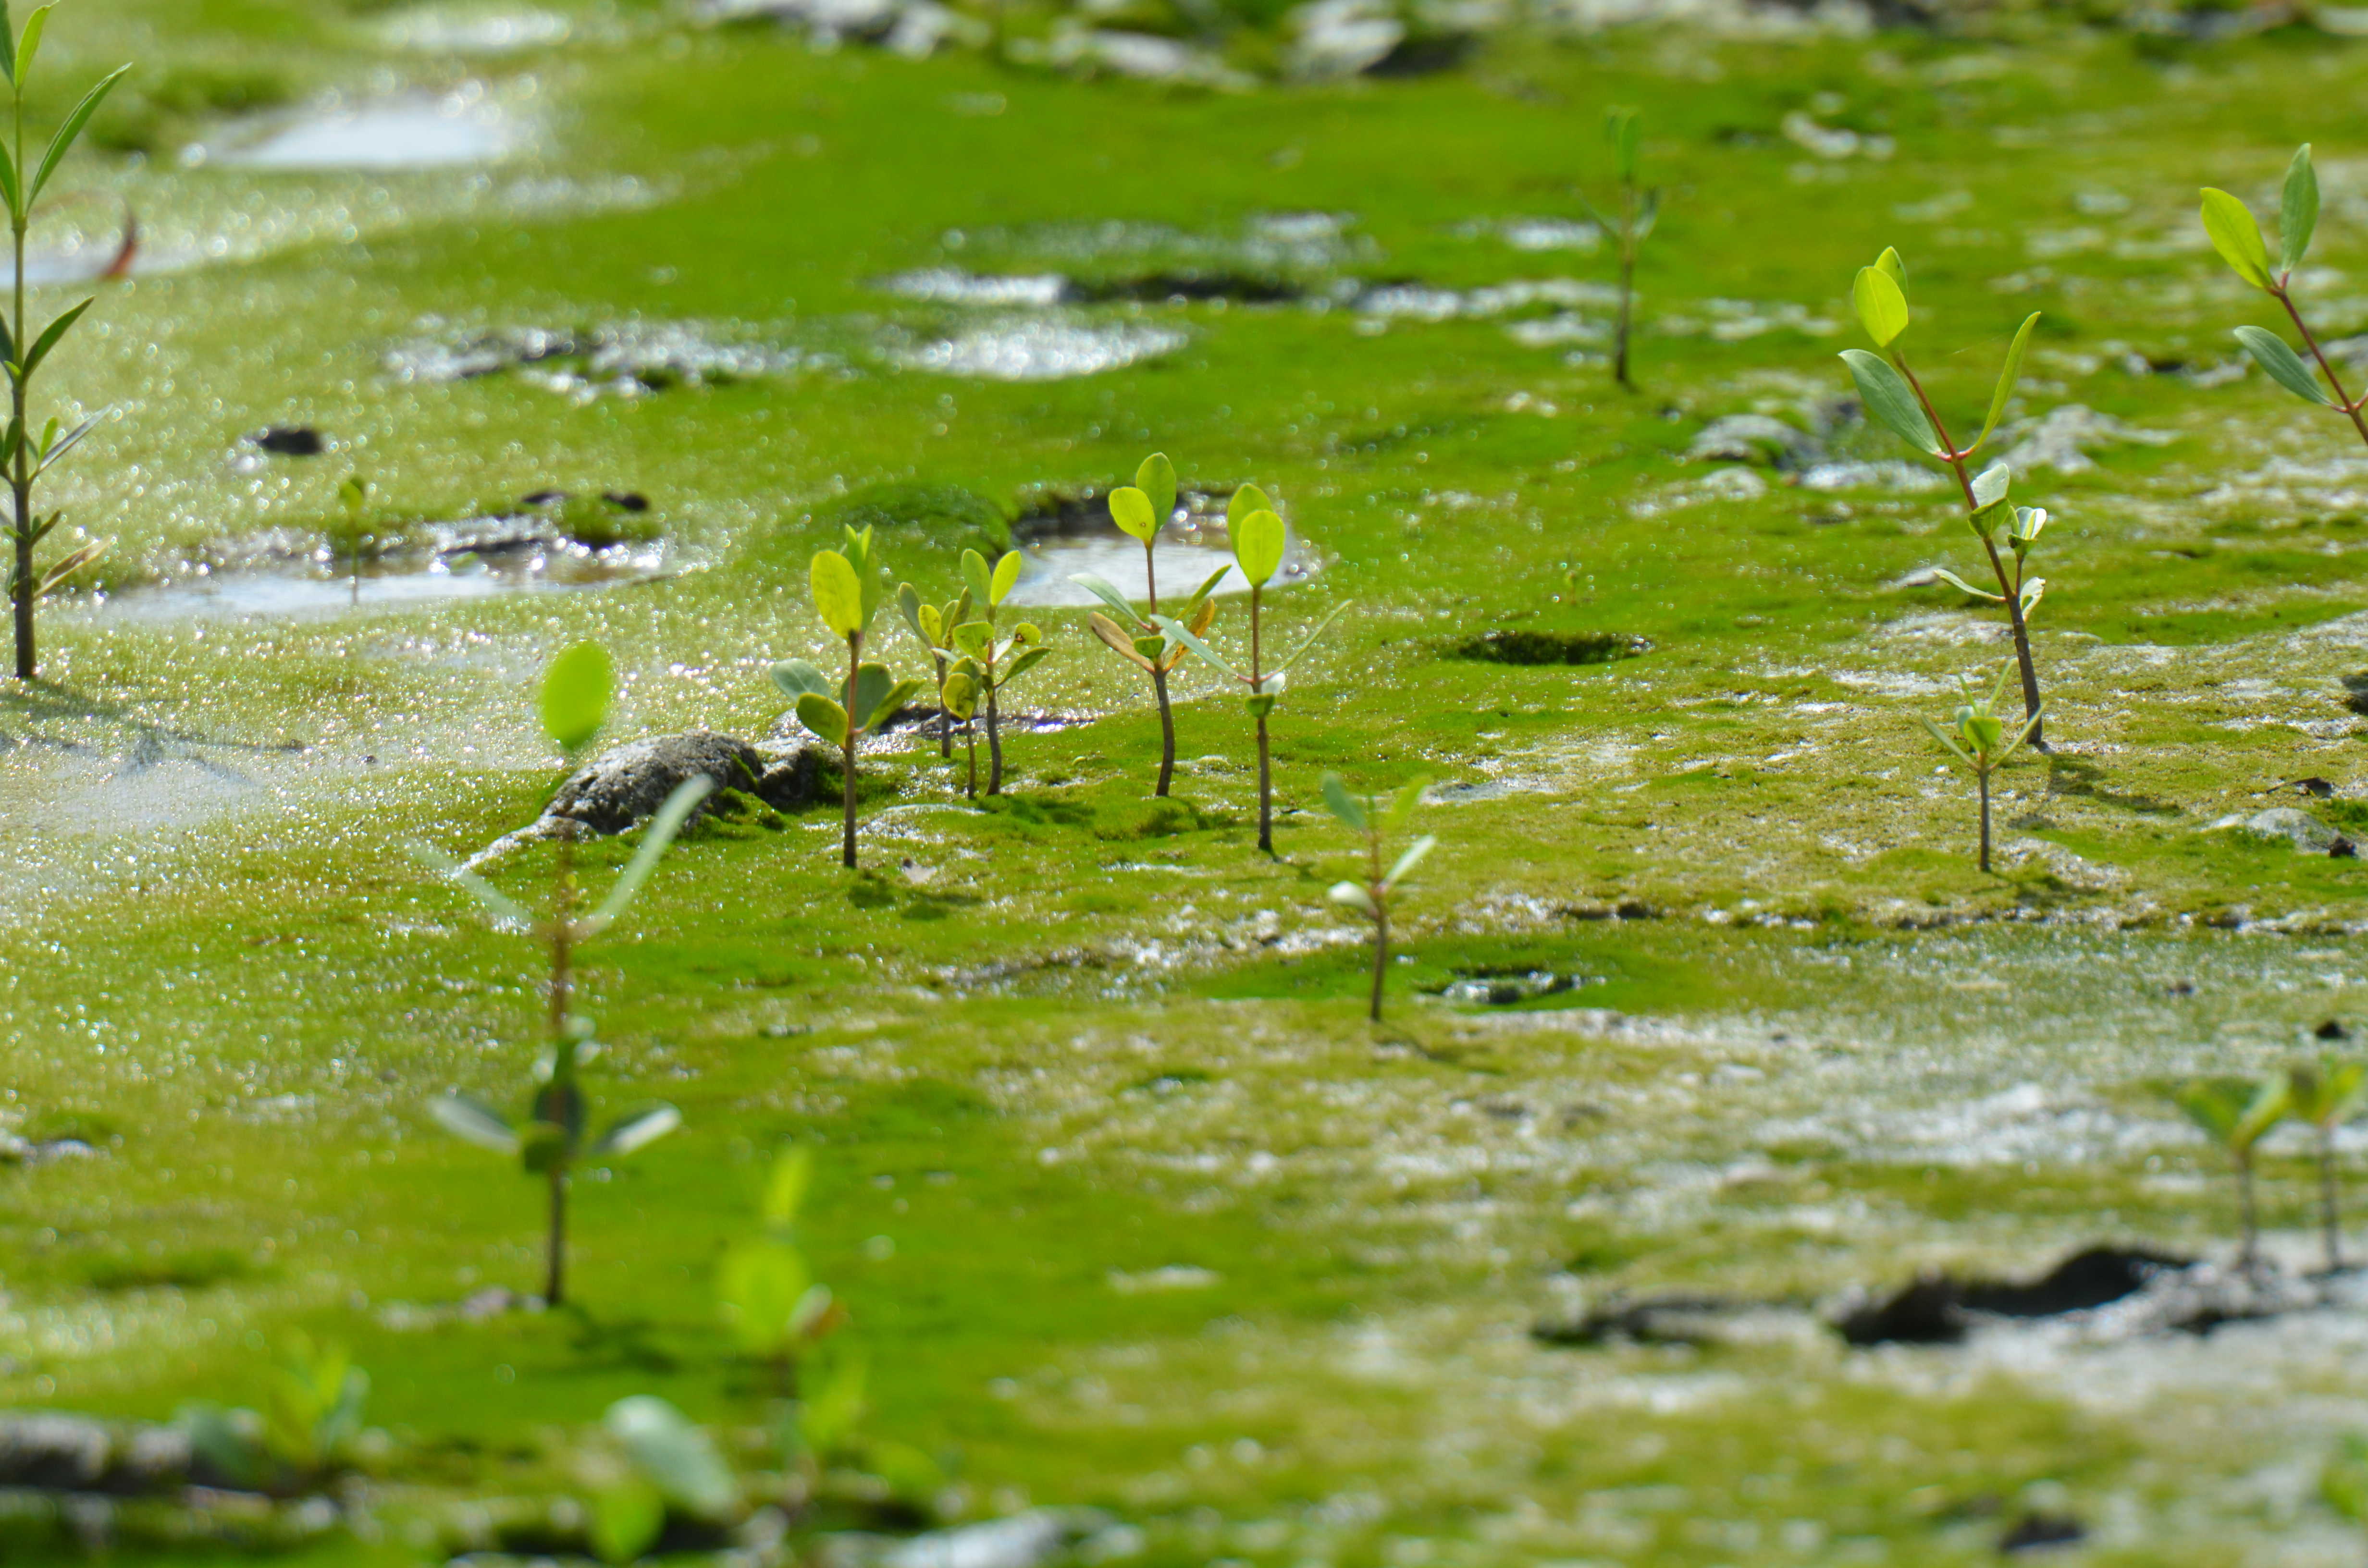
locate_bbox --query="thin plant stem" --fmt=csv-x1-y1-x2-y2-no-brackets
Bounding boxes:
2323,1125,2345,1276
934,653,951,760
10,85,31,681
841,631,862,867
1366,824,1388,1023
2239,1152,2261,1281
1145,538,1174,797
965,716,977,798
1250,587,1271,853
986,668,1003,796
1614,183,1636,390
545,1166,567,1307
1894,354,2046,749
545,821,577,1307
1977,764,1992,874
2277,287,2368,447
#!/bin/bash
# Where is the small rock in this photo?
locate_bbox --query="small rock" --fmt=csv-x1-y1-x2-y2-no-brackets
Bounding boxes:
546,732,824,835
2335,836,2359,858
0,1411,194,1494
2320,1019,2352,1041
2241,807,2343,854
250,426,323,457
1686,413,1822,470
1999,1512,2086,1554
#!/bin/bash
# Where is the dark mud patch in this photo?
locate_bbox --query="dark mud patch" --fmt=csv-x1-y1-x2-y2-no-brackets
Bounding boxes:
248,426,323,457
1433,968,1603,1005
1454,630,1650,666
881,266,1321,306
1838,1246,2194,1346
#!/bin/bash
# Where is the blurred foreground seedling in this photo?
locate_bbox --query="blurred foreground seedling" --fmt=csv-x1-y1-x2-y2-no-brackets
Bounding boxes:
1841,248,2049,746
1320,772,1435,1023
717,1146,848,1396
422,642,704,1306
2173,1074,2289,1280
0,3,131,678
1920,664,2041,874
1157,485,1349,853
1073,450,1223,797
895,578,973,760
2284,1055,2366,1275
777,526,922,867
181,1334,369,1497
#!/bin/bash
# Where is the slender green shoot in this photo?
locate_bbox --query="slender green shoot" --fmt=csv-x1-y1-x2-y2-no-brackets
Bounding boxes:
2285,1055,2366,1275
776,526,922,867
1320,772,1434,1023
1580,107,1657,390
1920,662,2041,874
2173,1074,2292,1281
2201,146,2368,452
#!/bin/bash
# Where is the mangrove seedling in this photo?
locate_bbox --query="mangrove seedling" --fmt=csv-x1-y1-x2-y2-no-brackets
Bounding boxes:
1071,451,1223,796
775,525,922,867
2200,146,2368,454
587,1396,743,1564
894,579,973,760
1320,772,1435,1023
181,1334,369,1495
423,642,707,1307
2173,1074,2292,1280
1581,107,1657,390
1840,248,2048,745
1920,663,2041,874
955,544,1036,795
332,474,371,607
2285,1055,2366,1274
948,616,1049,796
716,1146,848,1396
1156,486,1351,854
0,7,129,678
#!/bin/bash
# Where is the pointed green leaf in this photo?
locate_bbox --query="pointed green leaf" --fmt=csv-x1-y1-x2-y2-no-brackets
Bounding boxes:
1225,484,1271,529
895,581,926,642
2282,143,2319,276
1329,879,1377,915
1069,571,1142,623
811,550,865,638
1927,566,2003,600
594,1103,682,1158
2234,324,2335,406
605,1397,738,1520
1233,509,1285,587
1921,715,1976,769
1852,265,1910,348
1384,834,1436,889
1973,312,2040,452
1108,485,1157,543
0,3,16,86
432,1094,518,1154
1838,349,1943,457
541,641,614,754
1150,612,1240,681
850,662,895,733
21,297,89,380
1874,245,1905,287
761,1146,813,1227
2200,186,2274,290
1135,451,1177,524
409,843,535,931
1320,772,1366,831
795,693,851,747
1273,598,1352,674
30,63,130,207
1384,775,1428,832
12,6,45,91
583,776,714,935
864,678,925,730
989,548,1022,605
999,645,1049,686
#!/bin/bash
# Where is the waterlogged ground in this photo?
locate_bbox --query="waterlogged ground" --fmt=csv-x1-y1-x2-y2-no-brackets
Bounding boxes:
1,0,2368,1562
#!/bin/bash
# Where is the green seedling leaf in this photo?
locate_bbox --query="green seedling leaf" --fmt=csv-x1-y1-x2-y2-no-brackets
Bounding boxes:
864,679,925,730
2200,186,2274,290
33,535,103,598
795,693,851,747
988,548,1022,606
1150,613,1239,681
1327,880,1377,914
1109,485,1159,543
2233,324,2335,406
1874,245,1905,287
1089,611,1156,672
606,1396,739,1521
850,662,895,732
1384,776,1428,832
1135,451,1177,524
999,645,1049,686
30,63,130,207
960,548,991,608
1384,834,1436,890
951,620,992,661
410,843,534,930
1920,716,1977,769
941,668,979,720
895,582,926,642
771,658,836,702
583,776,714,934
1274,599,1352,674
34,410,99,475
2010,506,2048,546
1182,564,1231,610
1971,463,2010,509
1069,571,1141,623
0,141,19,231
2290,1058,2368,1127
1838,349,1943,456
12,6,44,92
1852,265,1909,348
541,641,614,754
2018,577,2046,615
432,1093,519,1153
811,550,865,638
1320,772,1367,831
1973,313,2040,451
762,1146,813,1228
589,1480,666,1567
0,2,15,86
719,1238,808,1352
1226,484,1271,528
16,297,82,380
1233,509,1286,587
1245,691,1278,719
2282,143,2319,275
594,1103,681,1158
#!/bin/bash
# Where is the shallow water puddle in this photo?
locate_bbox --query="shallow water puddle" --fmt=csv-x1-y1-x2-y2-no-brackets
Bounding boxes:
80,527,663,623
887,317,1186,380
198,90,519,171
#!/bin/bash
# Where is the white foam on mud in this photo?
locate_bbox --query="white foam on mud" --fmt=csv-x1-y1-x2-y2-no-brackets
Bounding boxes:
889,318,1186,380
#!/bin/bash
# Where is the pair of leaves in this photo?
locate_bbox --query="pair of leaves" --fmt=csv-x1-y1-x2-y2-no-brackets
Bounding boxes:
717,1237,833,1358
0,31,131,227
2287,1057,2368,1129
895,581,972,655
1320,772,1428,837
1838,309,2038,461
1076,564,1223,674
1325,840,1436,914
2201,146,2318,291
777,658,921,747
1223,482,1288,588
2175,1075,2290,1158
1108,450,1179,543
961,546,1023,612
431,1092,678,1164
1922,664,2038,772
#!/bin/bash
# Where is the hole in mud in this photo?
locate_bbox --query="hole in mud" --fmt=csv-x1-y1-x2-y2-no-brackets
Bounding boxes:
1838,1246,2194,1347
249,426,323,457
385,322,820,397
1453,630,1650,666
194,90,519,170
1432,968,1603,1005
884,318,1187,381
879,266,1319,307
999,487,1319,609
81,512,667,624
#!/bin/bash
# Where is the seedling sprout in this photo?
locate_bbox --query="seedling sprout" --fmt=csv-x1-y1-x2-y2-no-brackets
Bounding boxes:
2284,1056,2366,1275
776,526,923,867
1320,772,1435,1023
2173,1074,2291,1280
1919,663,2040,875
